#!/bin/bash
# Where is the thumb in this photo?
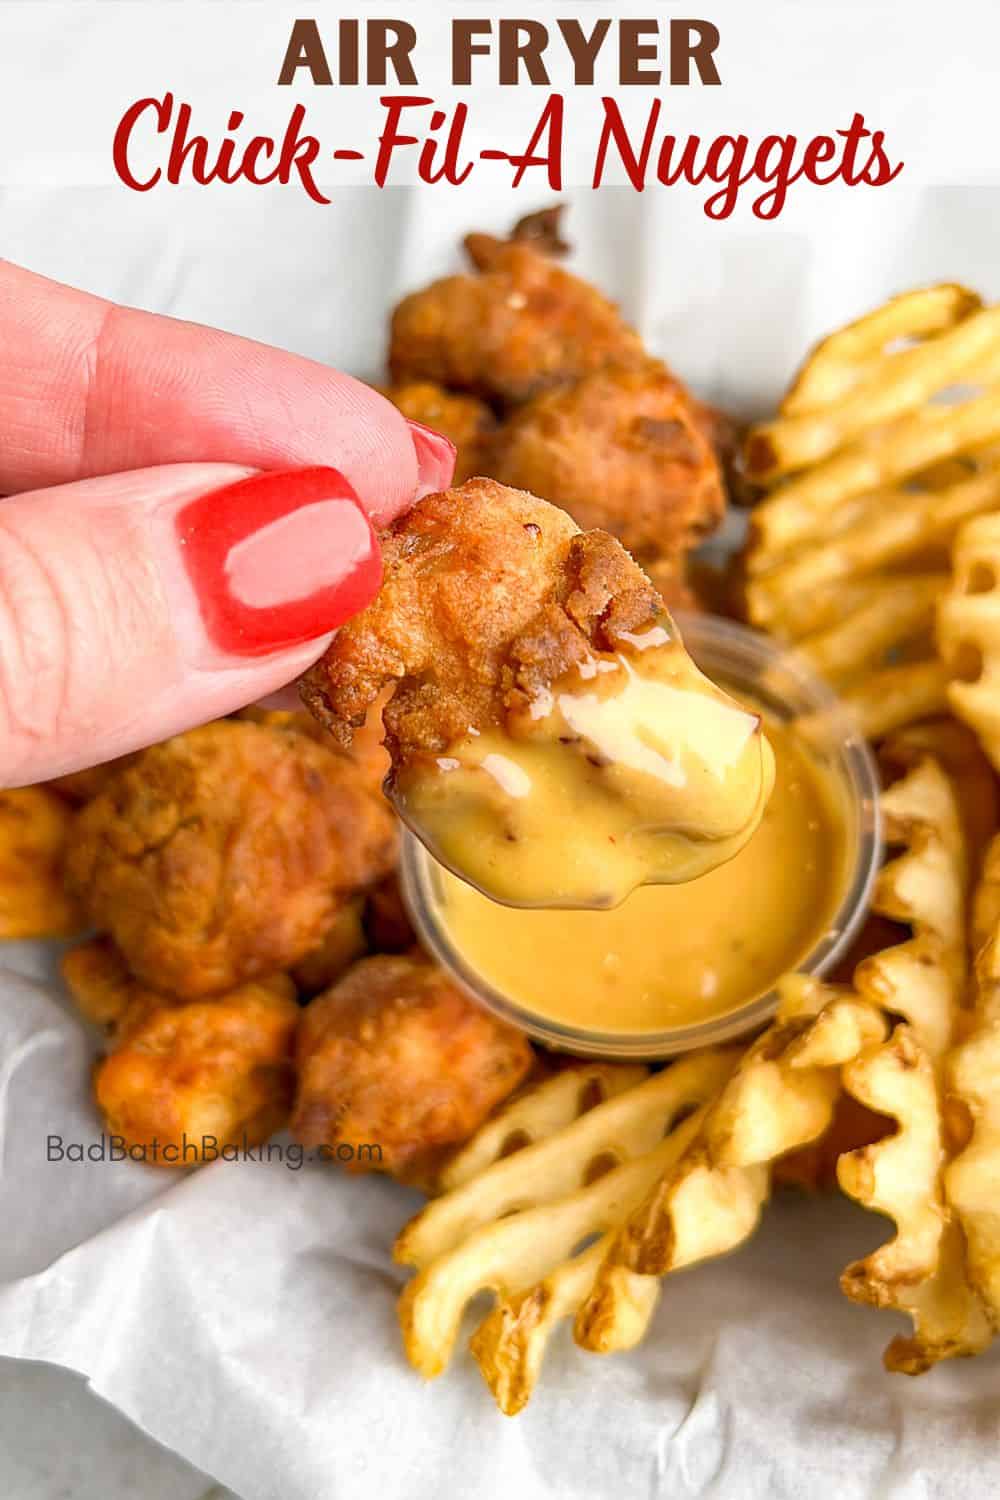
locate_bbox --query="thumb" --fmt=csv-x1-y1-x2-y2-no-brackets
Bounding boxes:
1,463,399,785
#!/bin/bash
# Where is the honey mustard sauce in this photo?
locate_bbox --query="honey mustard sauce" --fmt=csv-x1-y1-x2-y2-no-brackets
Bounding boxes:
391,618,775,909
427,707,849,1035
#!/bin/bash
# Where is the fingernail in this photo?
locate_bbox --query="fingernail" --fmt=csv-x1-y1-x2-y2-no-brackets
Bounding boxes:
408,420,457,499
175,467,382,657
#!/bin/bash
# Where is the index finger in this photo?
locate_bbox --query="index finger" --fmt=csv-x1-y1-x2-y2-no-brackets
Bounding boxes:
0,259,420,526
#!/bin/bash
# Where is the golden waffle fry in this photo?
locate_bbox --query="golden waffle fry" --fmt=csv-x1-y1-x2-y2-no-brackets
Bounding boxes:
774,1094,892,1193
748,470,1000,628
798,661,952,753
780,285,982,418
939,511,1000,769
880,718,1000,877
851,757,968,1060
436,1062,647,1195
944,834,1000,1327
609,975,886,1278
751,304,1000,482
751,394,1000,560
799,575,946,688
744,284,1000,726
394,1050,737,1411
0,786,83,940
834,753,990,1369
838,1028,991,1371
611,755,965,1295
469,1109,705,1414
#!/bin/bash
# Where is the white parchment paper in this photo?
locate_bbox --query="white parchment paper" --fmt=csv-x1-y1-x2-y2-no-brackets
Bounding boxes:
2,183,1000,1498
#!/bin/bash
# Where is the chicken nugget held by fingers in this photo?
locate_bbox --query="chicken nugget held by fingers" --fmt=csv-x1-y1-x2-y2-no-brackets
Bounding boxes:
301,480,773,908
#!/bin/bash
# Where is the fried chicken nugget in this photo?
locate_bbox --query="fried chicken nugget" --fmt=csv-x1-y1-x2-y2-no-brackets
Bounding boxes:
300,478,660,765
291,898,369,997
380,382,497,484
490,364,725,564
65,721,397,999
238,702,391,791
62,937,299,1162
292,952,533,1180
0,786,83,939
389,231,645,408
47,755,138,805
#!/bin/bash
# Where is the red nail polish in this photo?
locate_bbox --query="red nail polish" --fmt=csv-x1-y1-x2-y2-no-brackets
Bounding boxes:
176,467,381,656
408,420,457,498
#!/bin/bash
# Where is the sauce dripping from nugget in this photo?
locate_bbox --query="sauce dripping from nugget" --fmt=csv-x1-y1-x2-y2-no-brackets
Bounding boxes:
300,479,773,909
394,618,773,907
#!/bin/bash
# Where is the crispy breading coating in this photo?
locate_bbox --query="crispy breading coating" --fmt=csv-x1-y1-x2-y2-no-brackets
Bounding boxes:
95,974,298,1163
380,381,497,484
62,938,299,1161
62,936,147,1035
490,365,725,564
291,898,369,997
64,721,397,999
0,786,83,940
389,233,645,407
238,703,391,791
300,478,662,768
46,755,139,805
292,953,533,1179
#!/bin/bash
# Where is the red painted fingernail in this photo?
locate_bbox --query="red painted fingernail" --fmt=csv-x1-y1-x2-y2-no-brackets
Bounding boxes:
176,467,382,657
408,419,457,499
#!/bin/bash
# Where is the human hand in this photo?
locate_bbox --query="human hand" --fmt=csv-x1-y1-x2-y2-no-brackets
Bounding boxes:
0,261,455,786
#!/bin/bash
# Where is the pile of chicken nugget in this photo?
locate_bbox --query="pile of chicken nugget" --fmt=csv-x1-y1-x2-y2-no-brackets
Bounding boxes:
6,208,1000,1415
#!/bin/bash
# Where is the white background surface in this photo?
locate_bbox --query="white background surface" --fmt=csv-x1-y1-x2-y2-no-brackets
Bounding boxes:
3,4,1000,1499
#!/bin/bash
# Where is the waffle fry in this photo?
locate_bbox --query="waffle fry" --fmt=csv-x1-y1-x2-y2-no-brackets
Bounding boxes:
436,1063,647,1195
394,1051,737,1411
0,786,83,940
750,304,1000,482
880,718,1000,876
799,575,946,689
743,283,1000,733
838,1029,991,1371
773,1094,892,1192
834,754,992,1370
945,834,1000,1328
609,976,886,1278
939,511,1000,769
780,285,982,417
831,661,953,744
851,757,968,1060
